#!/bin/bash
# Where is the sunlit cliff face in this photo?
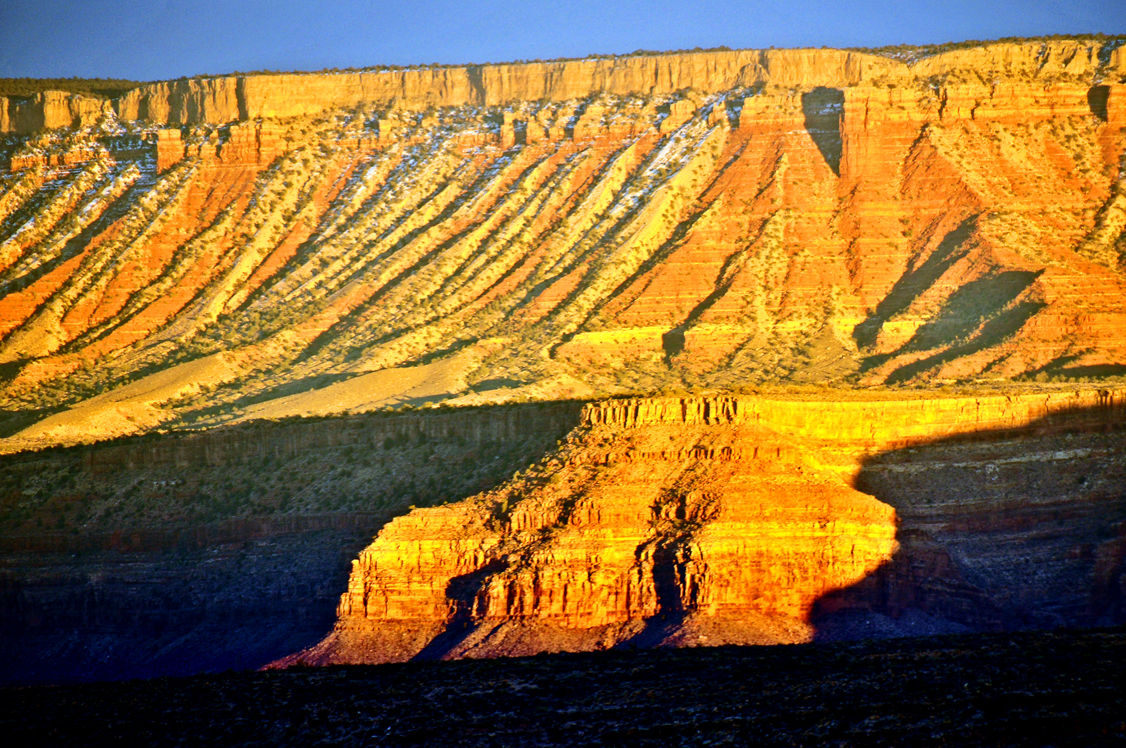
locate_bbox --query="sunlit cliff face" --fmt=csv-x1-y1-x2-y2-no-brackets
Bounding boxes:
0,40,1124,456
279,391,1126,664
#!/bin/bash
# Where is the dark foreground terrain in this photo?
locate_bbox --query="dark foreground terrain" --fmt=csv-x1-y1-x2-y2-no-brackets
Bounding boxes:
2,629,1123,747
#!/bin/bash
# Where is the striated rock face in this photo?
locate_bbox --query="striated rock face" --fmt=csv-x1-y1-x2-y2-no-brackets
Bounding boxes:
114,78,243,126
105,49,898,130
284,389,1126,665
294,403,898,664
1,38,1125,449
0,91,110,134
8,40,1119,135
96,40,1126,130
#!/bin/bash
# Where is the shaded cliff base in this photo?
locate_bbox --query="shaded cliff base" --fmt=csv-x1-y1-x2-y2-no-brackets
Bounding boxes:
0,530,367,686
4,629,1124,748
0,401,581,686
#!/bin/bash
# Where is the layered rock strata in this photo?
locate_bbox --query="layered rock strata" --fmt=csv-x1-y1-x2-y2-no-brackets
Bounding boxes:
0,91,110,134
1,39,1125,450
289,389,1126,664
4,40,1123,135
297,405,899,663
84,40,1126,131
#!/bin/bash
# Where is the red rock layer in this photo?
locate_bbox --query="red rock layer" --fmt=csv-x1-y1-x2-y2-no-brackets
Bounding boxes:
292,400,899,664
281,389,1126,664
0,46,1124,449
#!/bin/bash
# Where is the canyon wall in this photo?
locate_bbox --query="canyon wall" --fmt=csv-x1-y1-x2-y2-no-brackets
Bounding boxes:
0,91,110,133
1,39,1125,439
110,48,898,130
107,41,1126,129
4,391,1125,682
583,390,1126,479
286,390,1126,665
2,37,1125,684
5,40,1123,135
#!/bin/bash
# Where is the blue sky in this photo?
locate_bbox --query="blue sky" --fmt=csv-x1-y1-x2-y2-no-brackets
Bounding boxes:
1,0,1122,81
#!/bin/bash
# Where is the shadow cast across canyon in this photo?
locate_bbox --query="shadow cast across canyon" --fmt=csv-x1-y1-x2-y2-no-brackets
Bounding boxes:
809,397,1126,642
411,560,510,661
0,400,587,686
1088,85,1110,122
801,87,844,177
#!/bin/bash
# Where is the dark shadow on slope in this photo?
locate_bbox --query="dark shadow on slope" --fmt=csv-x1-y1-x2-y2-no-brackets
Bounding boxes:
801,88,844,177
660,204,769,363
0,359,25,388
1088,85,1110,122
811,399,1126,642
0,403,68,440
897,270,1040,352
661,329,686,359
412,560,508,662
1025,362,1126,382
617,539,693,648
660,256,738,360
874,269,1043,383
619,490,716,648
854,216,978,352
472,377,525,392
0,401,586,686
885,297,1045,384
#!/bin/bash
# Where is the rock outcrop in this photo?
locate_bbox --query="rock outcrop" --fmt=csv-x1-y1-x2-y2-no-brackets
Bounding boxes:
286,390,1126,664
107,49,898,130
7,40,1122,135
103,41,1126,129
294,400,900,663
0,91,110,134
4,390,1125,682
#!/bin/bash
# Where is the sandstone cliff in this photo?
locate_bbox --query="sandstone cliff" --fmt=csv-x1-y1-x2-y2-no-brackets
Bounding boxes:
284,390,1126,664
8,40,1121,136
108,48,899,130
106,40,1126,130
0,91,110,133
0,38,1125,448
294,400,900,663
4,390,1125,682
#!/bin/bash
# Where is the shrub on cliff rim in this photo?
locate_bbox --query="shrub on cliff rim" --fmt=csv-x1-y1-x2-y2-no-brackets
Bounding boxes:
0,77,143,100
849,34,1124,63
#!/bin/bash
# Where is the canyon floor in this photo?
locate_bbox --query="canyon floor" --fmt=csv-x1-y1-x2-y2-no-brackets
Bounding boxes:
3,628,1123,747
